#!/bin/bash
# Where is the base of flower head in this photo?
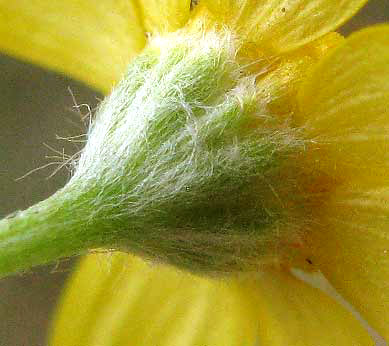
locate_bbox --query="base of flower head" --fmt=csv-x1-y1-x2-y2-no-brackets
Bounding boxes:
0,27,322,277
66,28,312,274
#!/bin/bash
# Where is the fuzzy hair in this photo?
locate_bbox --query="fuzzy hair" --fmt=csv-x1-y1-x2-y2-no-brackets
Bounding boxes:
64,28,306,274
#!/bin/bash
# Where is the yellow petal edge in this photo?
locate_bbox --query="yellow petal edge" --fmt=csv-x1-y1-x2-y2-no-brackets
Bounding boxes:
50,253,373,346
203,0,368,52
298,25,389,339
0,0,146,93
137,0,191,33
247,269,373,345
309,186,389,341
49,253,260,346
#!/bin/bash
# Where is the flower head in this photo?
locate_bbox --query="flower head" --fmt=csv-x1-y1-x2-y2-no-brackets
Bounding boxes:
0,0,388,344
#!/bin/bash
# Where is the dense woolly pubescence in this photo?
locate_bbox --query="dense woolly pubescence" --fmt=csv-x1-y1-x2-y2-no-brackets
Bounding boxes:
0,29,312,277
65,30,305,273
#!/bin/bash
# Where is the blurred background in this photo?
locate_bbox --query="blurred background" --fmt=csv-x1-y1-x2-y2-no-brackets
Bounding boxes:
0,1,388,345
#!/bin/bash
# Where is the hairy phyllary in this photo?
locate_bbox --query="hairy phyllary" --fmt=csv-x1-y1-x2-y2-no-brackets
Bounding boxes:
0,29,310,275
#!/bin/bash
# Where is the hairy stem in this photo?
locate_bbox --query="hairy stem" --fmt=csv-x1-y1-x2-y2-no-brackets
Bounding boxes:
0,188,89,277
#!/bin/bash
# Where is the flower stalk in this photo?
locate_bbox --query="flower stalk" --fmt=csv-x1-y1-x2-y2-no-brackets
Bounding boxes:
0,187,93,276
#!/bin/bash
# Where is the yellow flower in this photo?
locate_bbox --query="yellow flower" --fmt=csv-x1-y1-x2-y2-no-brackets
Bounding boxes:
0,0,388,345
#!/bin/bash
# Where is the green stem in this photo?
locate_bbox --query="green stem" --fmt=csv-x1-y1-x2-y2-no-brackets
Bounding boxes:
0,187,94,277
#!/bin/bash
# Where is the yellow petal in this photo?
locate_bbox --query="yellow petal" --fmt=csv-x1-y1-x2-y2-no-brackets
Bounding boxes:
0,0,146,93
245,269,373,345
137,0,191,33
297,26,389,186
307,186,389,340
50,252,373,346
202,0,368,52
298,25,389,133
49,253,260,346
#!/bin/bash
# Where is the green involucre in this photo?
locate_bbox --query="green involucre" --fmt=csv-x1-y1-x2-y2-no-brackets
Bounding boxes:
0,30,303,276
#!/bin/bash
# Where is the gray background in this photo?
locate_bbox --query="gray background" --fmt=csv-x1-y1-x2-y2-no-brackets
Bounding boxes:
0,1,388,345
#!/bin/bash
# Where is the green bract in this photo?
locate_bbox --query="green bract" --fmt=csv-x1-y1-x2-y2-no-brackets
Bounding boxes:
0,30,302,276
